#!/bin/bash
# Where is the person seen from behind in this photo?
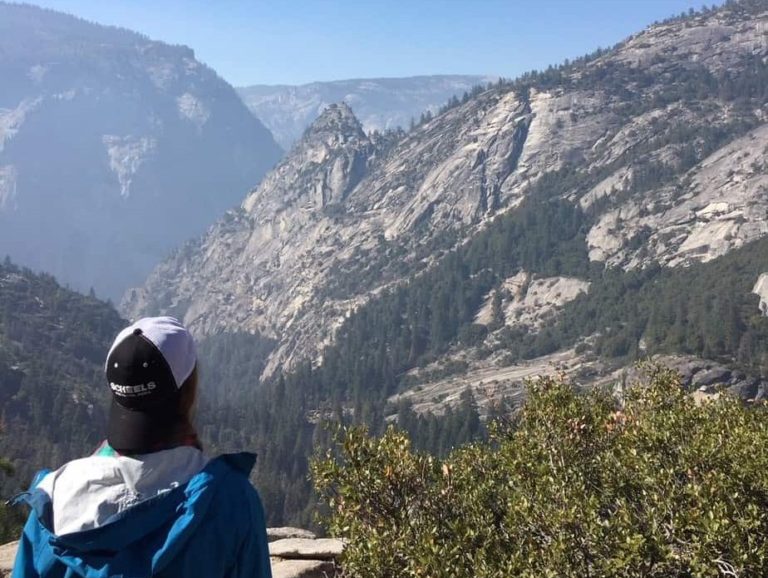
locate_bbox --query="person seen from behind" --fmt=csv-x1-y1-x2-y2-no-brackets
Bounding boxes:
12,316,272,577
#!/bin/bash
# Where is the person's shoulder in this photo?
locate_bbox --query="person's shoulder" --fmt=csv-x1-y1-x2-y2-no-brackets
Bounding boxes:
196,452,265,526
210,452,257,476
204,452,260,495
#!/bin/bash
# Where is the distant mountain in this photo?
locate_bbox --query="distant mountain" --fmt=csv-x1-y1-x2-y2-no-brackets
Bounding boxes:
237,75,496,149
0,2,282,299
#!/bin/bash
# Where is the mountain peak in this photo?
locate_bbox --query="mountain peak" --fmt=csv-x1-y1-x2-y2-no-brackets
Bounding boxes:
237,75,494,149
237,101,374,216
305,102,366,141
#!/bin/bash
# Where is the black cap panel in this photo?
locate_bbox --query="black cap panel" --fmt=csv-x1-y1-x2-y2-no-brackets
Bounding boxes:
107,399,181,454
105,333,178,411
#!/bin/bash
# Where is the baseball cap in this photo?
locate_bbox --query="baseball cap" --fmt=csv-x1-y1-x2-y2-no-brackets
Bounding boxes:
105,316,197,454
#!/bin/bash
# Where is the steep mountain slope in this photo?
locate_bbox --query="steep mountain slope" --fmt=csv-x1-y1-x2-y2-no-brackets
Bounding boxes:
0,259,125,494
0,3,282,299
128,2,768,395
237,75,495,149
124,92,534,377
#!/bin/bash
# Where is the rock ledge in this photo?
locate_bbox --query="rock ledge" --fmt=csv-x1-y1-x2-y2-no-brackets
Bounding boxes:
0,529,343,578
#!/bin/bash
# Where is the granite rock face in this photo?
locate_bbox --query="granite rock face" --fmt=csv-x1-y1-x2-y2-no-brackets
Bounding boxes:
127,5,768,392
753,273,768,315
650,355,768,401
125,92,535,377
474,272,591,330
586,123,768,270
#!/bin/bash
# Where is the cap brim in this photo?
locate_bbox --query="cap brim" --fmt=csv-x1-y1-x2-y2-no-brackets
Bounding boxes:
107,398,180,454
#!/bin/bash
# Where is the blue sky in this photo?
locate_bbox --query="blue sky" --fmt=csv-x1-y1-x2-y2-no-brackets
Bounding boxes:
33,0,722,86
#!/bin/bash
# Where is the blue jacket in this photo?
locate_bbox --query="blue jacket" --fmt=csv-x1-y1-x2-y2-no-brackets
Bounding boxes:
11,452,272,578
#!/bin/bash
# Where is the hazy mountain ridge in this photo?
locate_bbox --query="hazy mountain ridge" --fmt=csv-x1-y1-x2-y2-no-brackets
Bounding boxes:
0,2,282,299
127,1,768,396
237,75,496,149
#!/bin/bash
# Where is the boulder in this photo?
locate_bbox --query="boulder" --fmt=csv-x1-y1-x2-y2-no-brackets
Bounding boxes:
269,538,345,560
691,367,731,388
268,527,317,542
0,541,18,577
0,533,345,576
692,390,721,406
271,558,336,578
728,379,760,400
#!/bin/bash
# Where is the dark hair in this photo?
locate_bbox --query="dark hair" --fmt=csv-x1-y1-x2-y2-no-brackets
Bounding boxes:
170,364,200,448
178,365,198,421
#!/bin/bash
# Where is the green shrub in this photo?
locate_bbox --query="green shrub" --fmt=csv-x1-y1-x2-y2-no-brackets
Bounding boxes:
312,368,768,577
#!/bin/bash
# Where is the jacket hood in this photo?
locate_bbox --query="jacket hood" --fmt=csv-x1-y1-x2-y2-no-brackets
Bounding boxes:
38,445,209,536
16,452,256,578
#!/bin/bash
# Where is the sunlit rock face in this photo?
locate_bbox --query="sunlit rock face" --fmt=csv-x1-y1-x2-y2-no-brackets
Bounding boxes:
0,2,281,299
754,273,768,316
128,4,768,384
586,124,768,269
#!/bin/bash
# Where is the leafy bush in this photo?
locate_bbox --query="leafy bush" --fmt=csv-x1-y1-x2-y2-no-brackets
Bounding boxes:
313,368,768,577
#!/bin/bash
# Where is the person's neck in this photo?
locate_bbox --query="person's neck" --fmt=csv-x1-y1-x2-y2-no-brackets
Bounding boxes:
95,431,203,457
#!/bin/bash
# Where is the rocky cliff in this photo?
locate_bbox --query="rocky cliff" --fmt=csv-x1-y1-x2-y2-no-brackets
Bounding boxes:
237,75,495,149
125,89,535,377
128,2,768,404
0,2,282,299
